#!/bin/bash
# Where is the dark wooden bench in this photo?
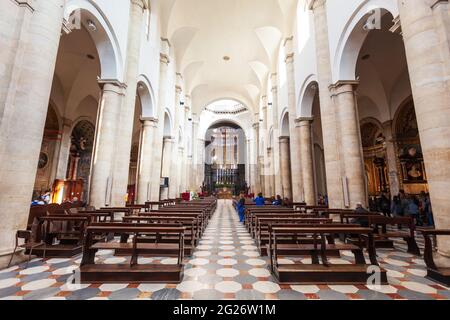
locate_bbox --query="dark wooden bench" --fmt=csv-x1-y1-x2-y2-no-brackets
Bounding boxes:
420,229,450,286
269,226,387,285
364,216,421,255
122,216,199,254
80,225,185,283
255,217,332,255
28,216,89,257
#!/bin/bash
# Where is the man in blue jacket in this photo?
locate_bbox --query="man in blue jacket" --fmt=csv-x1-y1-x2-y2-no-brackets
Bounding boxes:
254,193,265,206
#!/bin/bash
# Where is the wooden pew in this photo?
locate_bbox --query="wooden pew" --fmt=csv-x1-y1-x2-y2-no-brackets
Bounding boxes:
255,217,332,255
364,216,421,255
80,225,185,283
246,211,319,238
122,216,198,255
420,229,450,286
269,226,388,285
29,216,89,257
140,212,206,236
265,223,364,262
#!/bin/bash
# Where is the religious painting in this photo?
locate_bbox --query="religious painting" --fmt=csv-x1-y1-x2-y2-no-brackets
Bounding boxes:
399,144,426,183
38,152,49,169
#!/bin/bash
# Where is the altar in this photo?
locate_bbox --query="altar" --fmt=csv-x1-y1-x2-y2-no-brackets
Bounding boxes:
217,187,233,199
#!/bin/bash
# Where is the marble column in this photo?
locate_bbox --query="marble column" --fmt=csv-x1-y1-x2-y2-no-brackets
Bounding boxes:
89,81,126,208
150,40,171,201
196,138,206,189
309,0,344,208
285,37,304,203
261,102,272,197
382,121,400,197
0,0,65,267
279,137,293,199
110,0,145,206
298,117,316,205
398,0,450,260
161,136,174,200
270,73,283,196
55,118,73,179
252,122,262,193
330,81,367,208
177,146,184,196
168,82,183,199
267,148,274,197
136,117,158,203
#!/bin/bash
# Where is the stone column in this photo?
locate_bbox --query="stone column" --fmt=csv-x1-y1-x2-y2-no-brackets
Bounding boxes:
298,117,316,205
110,0,145,206
196,138,206,189
285,36,304,203
279,137,293,199
0,0,65,267
161,136,174,199
270,73,283,196
55,118,73,179
252,122,261,193
309,0,344,208
136,117,158,203
398,0,450,260
330,81,367,208
382,121,400,197
89,81,126,208
177,146,184,196
168,81,183,199
150,40,171,201
261,101,272,196
266,148,274,196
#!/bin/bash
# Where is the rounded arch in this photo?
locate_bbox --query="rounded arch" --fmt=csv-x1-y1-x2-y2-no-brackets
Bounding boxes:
64,0,123,81
137,75,155,118
163,110,173,137
392,96,418,140
359,117,384,148
298,75,319,117
280,109,290,137
334,1,398,82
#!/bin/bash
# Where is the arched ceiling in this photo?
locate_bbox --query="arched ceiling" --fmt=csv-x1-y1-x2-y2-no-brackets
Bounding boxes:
158,0,298,114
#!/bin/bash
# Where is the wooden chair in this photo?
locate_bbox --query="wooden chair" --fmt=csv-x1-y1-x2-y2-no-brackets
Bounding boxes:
8,230,46,268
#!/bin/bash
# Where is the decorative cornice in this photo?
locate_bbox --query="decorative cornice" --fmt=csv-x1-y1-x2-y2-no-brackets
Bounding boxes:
329,80,359,95
13,0,34,12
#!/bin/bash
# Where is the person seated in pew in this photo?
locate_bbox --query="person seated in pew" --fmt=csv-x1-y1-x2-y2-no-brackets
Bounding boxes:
350,202,369,227
272,195,282,206
254,193,265,206
237,193,246,223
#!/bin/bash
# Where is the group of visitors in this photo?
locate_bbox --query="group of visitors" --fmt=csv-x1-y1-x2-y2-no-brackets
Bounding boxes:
31,190,51,206
236,192,292,223
365,190,434,226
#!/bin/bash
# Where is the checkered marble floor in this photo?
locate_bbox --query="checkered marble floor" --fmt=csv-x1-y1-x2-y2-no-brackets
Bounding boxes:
0,199,449,300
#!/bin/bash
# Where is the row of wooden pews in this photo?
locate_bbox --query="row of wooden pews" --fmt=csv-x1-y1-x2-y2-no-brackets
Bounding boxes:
17,197,217,283
244,205,420,285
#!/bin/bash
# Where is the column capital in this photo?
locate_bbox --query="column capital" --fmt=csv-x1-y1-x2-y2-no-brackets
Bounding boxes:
295,116,314,127
163,136,175,143
308,0,326,11
140,116,159,126
329,80,359,96
130,0,147,10
98,79,127,89
279,136,290,143
175,85,182,94
253,123,260,130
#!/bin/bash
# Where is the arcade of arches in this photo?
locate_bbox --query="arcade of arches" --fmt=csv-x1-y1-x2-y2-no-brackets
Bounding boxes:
0,0,450,300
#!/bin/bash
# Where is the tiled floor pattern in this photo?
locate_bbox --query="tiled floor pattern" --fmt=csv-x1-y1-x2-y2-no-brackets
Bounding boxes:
0,199,449,300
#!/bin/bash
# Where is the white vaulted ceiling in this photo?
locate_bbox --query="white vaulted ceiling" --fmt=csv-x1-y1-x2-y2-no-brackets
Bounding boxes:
158,0,298,113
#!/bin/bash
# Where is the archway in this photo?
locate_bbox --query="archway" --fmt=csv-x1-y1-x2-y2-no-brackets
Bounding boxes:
279,112,292,199
204,121,248,198
33,104,60,200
